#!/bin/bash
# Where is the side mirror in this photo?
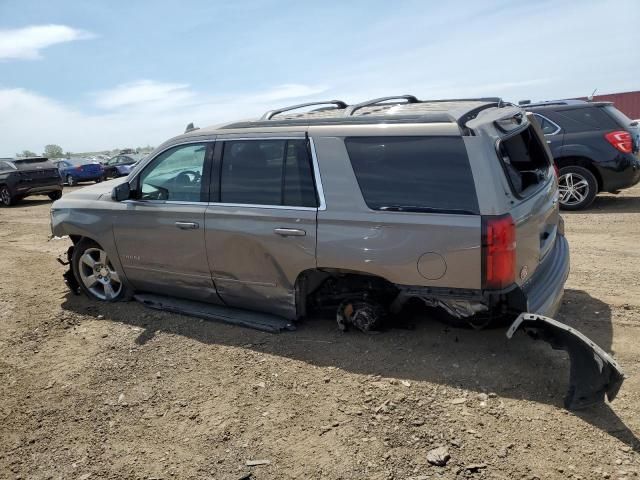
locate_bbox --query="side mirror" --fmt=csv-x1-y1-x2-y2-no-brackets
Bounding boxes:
111,182,131,201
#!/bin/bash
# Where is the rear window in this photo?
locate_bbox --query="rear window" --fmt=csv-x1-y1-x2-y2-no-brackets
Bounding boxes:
554,106,619,132
498,125,551,197
12,158,55,170
344,136,479,214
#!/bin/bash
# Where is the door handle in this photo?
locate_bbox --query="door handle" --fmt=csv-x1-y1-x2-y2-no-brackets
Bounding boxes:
175,221,199,230
274,228,306,237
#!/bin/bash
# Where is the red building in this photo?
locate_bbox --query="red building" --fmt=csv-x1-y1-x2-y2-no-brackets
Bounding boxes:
575,90,640,119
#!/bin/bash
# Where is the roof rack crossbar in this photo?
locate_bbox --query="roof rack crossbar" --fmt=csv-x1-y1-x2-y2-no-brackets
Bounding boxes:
261,100,348,120
344,95,419,116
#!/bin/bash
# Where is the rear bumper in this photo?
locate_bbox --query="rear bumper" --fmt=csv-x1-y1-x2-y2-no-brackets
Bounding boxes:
519,234,570,317
14,182,63,197
597,153,640,192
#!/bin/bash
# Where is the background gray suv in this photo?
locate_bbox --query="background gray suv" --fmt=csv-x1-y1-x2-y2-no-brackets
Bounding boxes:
51,95,569,328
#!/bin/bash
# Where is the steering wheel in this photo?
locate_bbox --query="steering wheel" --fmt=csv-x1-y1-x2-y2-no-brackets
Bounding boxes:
174,170,201,185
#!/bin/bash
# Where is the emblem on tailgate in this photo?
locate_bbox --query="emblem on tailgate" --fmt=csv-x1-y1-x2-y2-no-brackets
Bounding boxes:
520,265,529,280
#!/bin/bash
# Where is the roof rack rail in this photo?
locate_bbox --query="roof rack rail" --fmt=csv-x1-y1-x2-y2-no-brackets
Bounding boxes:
261,100,348,120
344,95,419,116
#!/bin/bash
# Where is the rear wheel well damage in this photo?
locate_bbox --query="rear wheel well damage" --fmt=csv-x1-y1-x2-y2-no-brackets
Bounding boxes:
294,269,494,330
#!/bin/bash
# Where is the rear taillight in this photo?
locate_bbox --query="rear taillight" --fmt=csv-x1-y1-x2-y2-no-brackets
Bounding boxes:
553,162,559,178
605,130,633,154
482,214,516,290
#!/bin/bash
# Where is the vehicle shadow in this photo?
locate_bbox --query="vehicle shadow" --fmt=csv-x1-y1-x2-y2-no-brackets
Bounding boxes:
9,197,56,208
61,287,638,450
563,193,640,214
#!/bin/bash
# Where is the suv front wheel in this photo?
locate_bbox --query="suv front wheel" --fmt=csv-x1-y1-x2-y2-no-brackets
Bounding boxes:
72,239,130,301
558,166,597,210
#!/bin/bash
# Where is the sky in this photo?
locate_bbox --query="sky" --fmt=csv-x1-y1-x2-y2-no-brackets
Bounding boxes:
0,0,639,156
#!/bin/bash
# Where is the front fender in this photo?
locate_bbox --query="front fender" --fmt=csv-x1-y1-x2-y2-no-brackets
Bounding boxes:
507,313,624,410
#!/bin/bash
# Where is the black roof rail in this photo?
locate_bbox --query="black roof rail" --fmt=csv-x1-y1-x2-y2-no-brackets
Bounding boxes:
344,95,419,116
261,100,348,120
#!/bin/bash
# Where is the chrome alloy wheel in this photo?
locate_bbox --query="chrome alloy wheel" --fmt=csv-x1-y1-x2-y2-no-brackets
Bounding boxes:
558,172,590,206
78,247,122,300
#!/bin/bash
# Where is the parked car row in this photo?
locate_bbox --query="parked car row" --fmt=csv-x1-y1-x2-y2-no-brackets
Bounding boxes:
523,99,640,210
0,153,146,206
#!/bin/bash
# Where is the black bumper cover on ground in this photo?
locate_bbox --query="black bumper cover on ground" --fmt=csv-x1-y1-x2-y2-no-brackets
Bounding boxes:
507,313,624,410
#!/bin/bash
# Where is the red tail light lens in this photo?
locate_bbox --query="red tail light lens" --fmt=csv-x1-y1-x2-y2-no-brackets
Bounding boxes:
605,130,633,154
553,162,559,178
482,214,516,290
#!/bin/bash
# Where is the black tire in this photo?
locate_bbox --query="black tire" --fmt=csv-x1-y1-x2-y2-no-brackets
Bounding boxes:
72,239,132,302
67,175,76,186
95,177,102,183
558,166,598,211
48,191,62,201
0,185,16,206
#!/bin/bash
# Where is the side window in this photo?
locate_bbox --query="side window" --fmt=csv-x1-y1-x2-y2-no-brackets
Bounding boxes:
556,107,619,132
138,144,208,202
344,136,479,214
219,139,317,207
534,114,559,135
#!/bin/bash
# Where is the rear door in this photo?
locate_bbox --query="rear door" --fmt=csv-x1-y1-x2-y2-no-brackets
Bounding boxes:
204,136,319,319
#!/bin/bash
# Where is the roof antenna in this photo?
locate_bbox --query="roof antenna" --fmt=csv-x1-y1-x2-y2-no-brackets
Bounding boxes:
184,122,199,133
588,88,597,101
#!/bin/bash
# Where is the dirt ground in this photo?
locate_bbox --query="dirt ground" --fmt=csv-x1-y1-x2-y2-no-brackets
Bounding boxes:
1,184,639,480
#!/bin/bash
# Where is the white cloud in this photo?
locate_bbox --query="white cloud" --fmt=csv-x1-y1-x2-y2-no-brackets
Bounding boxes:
0,82,335,155
0,25,94,60
248,84,328,103
94,80,195,110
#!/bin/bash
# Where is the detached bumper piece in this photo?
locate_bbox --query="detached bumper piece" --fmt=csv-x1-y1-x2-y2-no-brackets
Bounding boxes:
57,246,80,294
507,313,625,410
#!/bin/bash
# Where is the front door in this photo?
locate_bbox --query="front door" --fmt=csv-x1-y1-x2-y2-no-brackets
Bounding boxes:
113,142,221,303
204,137,319,319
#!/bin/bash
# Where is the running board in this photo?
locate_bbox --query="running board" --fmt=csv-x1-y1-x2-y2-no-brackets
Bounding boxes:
134,294,296,333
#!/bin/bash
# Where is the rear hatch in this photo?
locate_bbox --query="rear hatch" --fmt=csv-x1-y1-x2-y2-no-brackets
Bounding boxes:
13,158,61,185
496,116,559,287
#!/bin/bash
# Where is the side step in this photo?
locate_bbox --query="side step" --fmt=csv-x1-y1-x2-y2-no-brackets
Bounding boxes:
134,294,296,333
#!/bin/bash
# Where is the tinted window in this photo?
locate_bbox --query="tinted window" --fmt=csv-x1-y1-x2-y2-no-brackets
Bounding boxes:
344,136,479,214
220,139,317,207
139,143,208,202
555,107,618,132
534,114,559,135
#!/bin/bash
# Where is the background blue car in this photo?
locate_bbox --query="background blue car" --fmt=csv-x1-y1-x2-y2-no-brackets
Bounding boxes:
102,154,146,179
53,158,104,186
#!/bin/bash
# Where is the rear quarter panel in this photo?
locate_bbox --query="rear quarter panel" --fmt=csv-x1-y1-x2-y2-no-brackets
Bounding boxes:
312,132,482,289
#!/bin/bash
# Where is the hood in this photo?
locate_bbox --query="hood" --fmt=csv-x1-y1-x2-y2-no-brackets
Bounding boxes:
54,177,127,205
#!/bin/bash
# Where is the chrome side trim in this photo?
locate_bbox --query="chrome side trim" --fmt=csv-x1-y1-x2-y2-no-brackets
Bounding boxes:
123,200,208,206
208,202,317,211
308,136,327,211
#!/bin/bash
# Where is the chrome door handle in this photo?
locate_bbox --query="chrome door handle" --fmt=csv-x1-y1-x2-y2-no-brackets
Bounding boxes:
175,221,199,230
274,228,306,237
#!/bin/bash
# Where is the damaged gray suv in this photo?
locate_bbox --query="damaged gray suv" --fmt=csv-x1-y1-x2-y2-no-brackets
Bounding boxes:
52,95,623,409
